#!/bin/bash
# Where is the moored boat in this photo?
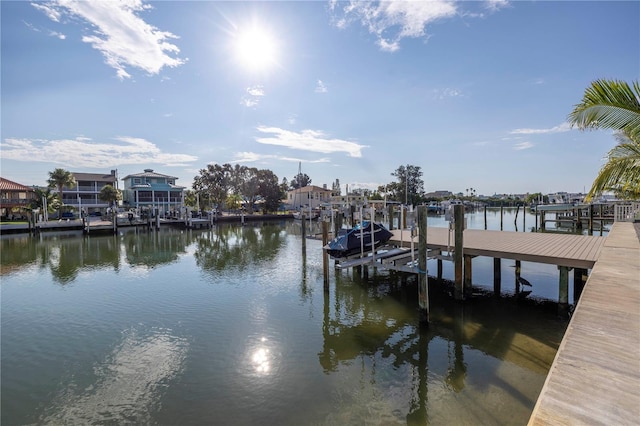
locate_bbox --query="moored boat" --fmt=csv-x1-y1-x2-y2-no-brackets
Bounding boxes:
326,221,393,259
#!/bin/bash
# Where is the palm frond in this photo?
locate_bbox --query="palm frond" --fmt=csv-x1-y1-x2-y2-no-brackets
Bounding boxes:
568,79,640,141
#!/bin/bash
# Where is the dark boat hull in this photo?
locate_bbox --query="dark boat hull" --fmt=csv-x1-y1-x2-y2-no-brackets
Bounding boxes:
326,222,393,258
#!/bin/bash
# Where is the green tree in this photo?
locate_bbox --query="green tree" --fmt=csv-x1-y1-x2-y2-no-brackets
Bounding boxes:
568,79,640,201
47,168,76,217
30,187,60,215
98,184,122,209
193,163,232,210
256,169,283,213
290,172,311,189
389,164,424,205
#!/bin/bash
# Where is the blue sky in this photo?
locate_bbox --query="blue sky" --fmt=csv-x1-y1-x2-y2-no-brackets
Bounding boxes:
1,0,638,196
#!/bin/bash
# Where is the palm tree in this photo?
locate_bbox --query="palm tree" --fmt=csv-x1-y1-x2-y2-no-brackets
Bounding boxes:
568,79,640,201
99,185,122,217
29,187,60,220
47,168,76,217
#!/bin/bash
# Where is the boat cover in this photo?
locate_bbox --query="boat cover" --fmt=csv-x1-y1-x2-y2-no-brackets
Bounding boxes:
326,221,393,258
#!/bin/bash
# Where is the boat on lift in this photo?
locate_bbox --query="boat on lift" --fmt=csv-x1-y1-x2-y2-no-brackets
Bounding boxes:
326,221,393,259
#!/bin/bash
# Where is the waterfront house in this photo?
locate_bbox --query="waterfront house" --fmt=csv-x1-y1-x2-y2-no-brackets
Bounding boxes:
59,171,119,214
121,169,185,214
287,185,333,210
0,177,36,220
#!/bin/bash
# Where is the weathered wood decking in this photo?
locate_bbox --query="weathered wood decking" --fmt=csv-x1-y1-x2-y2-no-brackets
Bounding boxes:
528,222,640,425
389,227,607,269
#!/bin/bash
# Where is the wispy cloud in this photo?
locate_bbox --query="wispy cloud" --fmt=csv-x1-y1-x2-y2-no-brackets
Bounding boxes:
255,126,367,158
242,85,264,108
331,0,457,52
315,80,328,93
510,122,571,135
0,136,197,167
49,31,66,40
485,0,510,13
432,87,463,100
513,141,533,150
33,0,185,79
231,152,330,164
247,85,265,97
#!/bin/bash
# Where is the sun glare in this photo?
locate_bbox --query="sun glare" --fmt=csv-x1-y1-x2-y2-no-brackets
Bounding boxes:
234,26,278,72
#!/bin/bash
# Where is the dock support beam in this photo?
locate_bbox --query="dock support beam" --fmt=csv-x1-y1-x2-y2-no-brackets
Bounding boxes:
493,258,501,296
464,255,473,298
515,260,521,293
453,204,464,301
322,221,329,291
574,268,587,302
388,204,394,231
417,206,429,325
558,266,569,317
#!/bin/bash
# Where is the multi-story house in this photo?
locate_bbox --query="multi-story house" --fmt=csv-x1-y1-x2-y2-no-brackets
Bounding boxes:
60,171,119,213
287,185,333,210
0,177,36,219
121,169,185,213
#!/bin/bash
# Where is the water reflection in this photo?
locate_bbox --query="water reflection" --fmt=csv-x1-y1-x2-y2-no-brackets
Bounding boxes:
193,223,286,274
320,271,566,424
39,327,188,425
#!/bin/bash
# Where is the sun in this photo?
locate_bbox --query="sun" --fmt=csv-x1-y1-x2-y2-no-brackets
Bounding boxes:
234,25,279,72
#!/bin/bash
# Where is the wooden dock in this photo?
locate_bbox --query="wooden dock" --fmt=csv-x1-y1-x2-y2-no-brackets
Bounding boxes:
528,222,640,425
389,227,606,269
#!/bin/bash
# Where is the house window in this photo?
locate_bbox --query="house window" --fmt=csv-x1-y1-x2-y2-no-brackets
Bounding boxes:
133,178,141,184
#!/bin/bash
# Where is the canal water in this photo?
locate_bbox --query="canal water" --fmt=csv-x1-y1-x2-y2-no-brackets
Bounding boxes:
1,209,584,425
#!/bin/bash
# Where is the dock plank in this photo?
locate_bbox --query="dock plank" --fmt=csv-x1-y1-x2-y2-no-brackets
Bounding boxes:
528,222,640,425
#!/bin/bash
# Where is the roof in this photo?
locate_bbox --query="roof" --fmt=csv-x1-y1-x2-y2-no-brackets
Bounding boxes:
0,177,35,192
121,169,178,180
287,185,332,194
72,172,117,183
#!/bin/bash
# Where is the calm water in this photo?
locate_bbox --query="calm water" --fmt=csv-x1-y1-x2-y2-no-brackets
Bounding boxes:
1,209,577,425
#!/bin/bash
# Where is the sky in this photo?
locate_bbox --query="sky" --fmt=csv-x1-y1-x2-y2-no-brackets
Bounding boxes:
1,0,638,197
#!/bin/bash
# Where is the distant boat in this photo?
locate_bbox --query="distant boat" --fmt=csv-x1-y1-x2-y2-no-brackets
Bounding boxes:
293,210,318,220
326,221,393,259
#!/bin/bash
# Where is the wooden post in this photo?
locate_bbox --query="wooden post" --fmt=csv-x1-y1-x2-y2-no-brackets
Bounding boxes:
515,260,521,294
301,214,306,254
437,258,443,282
535,205,538,232
417,205,429,325
388,204,394,231
322,220,329,291
558,266,569,317
484,205,487,230
522,204,526,231
588,204,594,235
500,203,504,231
541,211,546,231
493,258,501,296
453,204,464,300
464,255,473,298
574,268,587,302
402,206,407,229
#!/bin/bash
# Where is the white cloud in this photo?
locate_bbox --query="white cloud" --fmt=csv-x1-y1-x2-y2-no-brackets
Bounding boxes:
485,0,510,13
241,98,260,108
433,87,463,99
31,3,62,22
255,126,368,158
0,136,197,167
33,0,185,79
510,122,571,135
50,31,66,40
331,0,457,52
247,85,265,96
513,141,533,150
231,152,330,164
315,80,328,93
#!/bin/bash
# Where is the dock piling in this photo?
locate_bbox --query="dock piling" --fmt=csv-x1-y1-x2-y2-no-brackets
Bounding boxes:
453,204,464,300
417,205,429,325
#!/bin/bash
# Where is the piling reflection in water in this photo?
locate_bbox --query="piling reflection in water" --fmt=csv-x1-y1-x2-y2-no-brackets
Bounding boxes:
320,269,564,424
